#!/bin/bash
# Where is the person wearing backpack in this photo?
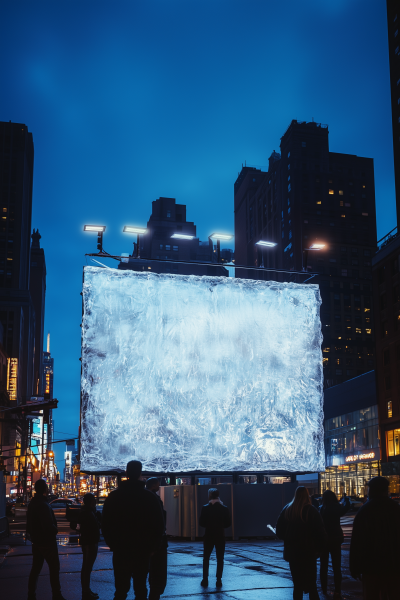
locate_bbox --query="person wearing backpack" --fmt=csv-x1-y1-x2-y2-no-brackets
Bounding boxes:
276,486,327,600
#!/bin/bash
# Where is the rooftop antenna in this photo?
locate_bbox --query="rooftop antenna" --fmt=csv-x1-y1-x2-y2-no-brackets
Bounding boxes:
47,332,50,353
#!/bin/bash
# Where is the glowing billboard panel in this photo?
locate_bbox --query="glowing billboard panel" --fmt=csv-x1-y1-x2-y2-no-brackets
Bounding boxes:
80,267,324,473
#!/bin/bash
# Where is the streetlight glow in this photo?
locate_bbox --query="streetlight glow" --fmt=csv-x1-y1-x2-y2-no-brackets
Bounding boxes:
123,226,148,234
171,233,195,240
84,225,106,232
256,240,277,247
309,243,326,250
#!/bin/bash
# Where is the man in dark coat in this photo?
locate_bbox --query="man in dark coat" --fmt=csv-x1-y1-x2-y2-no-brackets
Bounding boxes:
102,461,165,600
199,488,231,588
350,476,400,600
26,479,67,600
79,493,101,600
145,477,168,600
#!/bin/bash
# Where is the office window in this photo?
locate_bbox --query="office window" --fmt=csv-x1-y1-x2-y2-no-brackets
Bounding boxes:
173,246,178,252
167,210,171,218
388,401,393,419
329,189,334,195
159,245,163,250
301,142,306,148
165,245,170,251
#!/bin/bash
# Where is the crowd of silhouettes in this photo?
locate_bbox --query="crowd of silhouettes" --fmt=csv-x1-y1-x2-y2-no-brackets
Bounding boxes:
26,466,400,600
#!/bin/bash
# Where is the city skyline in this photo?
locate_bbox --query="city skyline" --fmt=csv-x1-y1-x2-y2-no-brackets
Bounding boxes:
0,0,395,466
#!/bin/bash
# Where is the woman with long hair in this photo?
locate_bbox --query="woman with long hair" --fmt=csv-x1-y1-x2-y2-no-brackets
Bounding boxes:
276,486,327,600
319,490,350,599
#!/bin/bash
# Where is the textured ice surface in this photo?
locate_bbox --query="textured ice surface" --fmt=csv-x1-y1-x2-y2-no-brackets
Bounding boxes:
81,267,324,473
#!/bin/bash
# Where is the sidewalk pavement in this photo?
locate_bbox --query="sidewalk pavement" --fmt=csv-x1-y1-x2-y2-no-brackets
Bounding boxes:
0,535,363,600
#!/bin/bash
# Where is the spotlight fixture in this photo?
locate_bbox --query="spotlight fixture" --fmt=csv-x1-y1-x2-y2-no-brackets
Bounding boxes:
123,225,148,258
256,240,277,247
84,225,106,253
123,226,148,234
209,233,233,241
84,225,106,232
309,243,326,250
171,233,195,240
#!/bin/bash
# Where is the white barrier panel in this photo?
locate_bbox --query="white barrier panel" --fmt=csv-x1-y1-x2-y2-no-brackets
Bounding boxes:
81,267,324,473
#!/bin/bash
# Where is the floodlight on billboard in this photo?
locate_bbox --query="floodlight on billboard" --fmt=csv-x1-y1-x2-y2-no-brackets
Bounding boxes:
80,267,324,473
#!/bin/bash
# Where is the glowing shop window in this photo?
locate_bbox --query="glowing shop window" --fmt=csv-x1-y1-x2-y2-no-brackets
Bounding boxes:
7,358,18,401
387,429,400,457
329,189,334,195
388,400,393,418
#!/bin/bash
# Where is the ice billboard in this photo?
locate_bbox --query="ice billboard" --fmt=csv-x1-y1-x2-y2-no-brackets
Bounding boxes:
80,267,324,473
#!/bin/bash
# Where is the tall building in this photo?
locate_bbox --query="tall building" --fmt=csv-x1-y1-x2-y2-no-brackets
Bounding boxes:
43,333,54,451
0,121,36,403
119,197,229,276
30,229,46,395
386,1,400,228
234,120,377,388
372,230,400,490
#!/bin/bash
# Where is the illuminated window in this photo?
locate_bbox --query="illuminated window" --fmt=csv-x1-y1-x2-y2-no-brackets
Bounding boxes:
362,213,368,216
387,429,400,456
356,328,361,334
329,189,334,195
388,401,393,418
340,201,344,207
341,214,345,218
7,358,18,401
365,329,372,334
166,211,171,218
173,246,178,251
165,245,171,251
323,347,330,353
339,190,343,195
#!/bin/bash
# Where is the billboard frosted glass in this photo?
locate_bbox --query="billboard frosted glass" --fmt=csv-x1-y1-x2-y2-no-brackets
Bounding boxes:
81,267,324,473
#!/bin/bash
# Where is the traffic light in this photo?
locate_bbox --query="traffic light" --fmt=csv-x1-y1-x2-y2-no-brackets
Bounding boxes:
97,231,103,252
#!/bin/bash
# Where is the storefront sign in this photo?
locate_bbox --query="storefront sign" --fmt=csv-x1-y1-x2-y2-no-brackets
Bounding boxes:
345,452,375,463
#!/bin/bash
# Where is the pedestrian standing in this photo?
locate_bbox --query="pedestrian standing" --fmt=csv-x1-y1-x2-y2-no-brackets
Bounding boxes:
26,479,68,600
319,490,350,599
101,460,165,600
145,478,168,600
199,488,231,589
79,493,101,600
276,486,327,600
349,476,400,600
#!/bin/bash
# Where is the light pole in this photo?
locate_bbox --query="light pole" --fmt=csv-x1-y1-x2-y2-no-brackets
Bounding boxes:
123,226,148,258
83,225,106,253
255,240,277,268
303,243,326,271
209,233,233,263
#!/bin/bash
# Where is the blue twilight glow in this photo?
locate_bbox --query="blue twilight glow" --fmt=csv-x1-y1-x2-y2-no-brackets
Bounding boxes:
80,267,325,473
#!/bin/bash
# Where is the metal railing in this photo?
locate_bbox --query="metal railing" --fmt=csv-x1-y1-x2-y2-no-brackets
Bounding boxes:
377,226,398,251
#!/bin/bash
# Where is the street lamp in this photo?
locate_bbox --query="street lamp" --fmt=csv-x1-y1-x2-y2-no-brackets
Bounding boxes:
209,233,233,263
83,225,106,253
255,240,277,268
123,226,148,258
303,242,326,271
171,233,195,240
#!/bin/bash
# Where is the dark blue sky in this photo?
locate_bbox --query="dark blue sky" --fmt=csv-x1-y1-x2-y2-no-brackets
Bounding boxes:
0,0,394,468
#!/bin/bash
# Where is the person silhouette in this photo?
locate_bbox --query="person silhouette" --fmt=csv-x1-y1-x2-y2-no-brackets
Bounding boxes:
199,488,231,589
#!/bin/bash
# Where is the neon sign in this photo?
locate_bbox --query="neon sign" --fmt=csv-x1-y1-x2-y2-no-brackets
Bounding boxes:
345,452,375,463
